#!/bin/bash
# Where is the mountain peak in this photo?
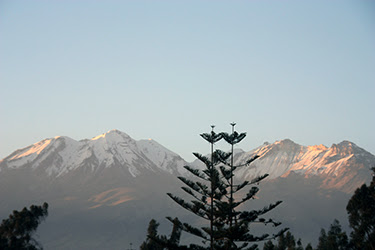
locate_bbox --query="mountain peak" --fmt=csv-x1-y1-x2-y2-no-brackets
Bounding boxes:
337,140,357,147
234,139,375,193
329,140,366,156
7,138,54,162
269,139,301,152
91,129,130,141
273,139,298,146
280,138,295,144
1,130,187,178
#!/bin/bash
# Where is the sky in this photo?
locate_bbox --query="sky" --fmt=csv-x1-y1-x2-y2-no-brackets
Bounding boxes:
1,1,374,162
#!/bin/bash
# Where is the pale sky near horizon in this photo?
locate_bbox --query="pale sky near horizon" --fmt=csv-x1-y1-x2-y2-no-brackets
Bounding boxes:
1,1,374,162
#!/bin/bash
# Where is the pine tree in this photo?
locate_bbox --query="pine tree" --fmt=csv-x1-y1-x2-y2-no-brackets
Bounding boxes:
304,243,313,250
263,231,306,250
316,219,348,250
276,233,287,250
346,167,375,250
296,239,303,250
140,218,183,250
316,228,327,250
284,231,296,250
0,202,48,250
140,219,164,250
165,124,287,249
326,219,348,250
263,240,275,250
274,231,297,250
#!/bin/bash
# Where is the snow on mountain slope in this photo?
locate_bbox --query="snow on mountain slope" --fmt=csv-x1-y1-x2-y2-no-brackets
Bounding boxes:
234,139,374,192
0,130,187,177
1,131,373,193
136,139,187,174
235,139,304,179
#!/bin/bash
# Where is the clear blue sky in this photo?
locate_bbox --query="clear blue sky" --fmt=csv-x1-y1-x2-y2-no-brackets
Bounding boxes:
1,1,374,162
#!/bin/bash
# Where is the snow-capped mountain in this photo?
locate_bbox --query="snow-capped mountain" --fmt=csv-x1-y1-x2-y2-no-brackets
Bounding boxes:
234,139,374,193
0,129,187,178
1,130,374,249
1,132,373,193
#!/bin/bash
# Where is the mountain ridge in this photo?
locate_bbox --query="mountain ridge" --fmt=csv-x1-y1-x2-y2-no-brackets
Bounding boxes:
0,129,188,178
234,138,373,193
1,131,374,194
1,130,375,249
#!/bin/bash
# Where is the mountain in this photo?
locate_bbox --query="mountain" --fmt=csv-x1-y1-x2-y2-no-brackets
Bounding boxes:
0,131,374,249
0,130,191,249
234,139,373,193
1,129,187,178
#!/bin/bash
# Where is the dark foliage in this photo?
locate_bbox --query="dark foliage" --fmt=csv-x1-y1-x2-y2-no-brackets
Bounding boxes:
0,202,48,250
140,217,187,250
159,124,287,249
140,219,164,250
346,167,375,250
304,243,313,250
263,231,306,250
316,219,348,250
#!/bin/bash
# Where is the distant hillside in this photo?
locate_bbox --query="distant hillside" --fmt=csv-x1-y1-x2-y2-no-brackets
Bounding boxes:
1,130,374,249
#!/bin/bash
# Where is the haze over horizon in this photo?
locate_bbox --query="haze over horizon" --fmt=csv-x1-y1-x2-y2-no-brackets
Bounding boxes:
1,1,374,162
